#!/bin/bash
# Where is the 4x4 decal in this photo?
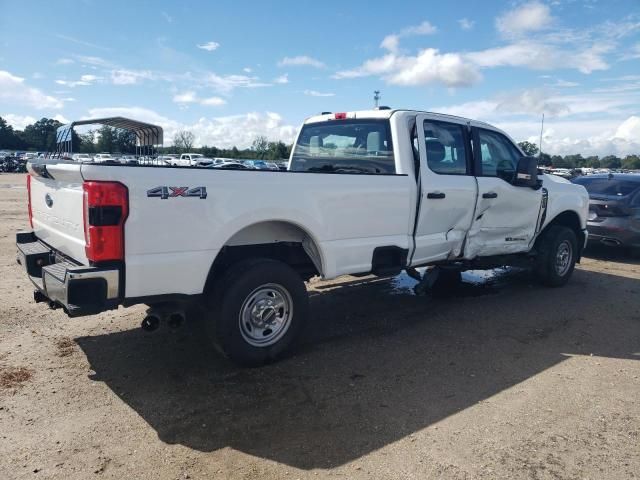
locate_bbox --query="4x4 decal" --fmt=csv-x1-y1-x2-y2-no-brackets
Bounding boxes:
147,186,207,199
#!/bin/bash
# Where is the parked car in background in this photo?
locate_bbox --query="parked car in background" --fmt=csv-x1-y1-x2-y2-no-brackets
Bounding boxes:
211,161,250,169
72,153,92,162
572,174,640,254
93,153,117,163
119,155,138,165
175,153,214,167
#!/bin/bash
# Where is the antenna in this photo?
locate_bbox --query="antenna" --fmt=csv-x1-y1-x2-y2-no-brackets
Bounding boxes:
374,90,381,108
538,113,545,157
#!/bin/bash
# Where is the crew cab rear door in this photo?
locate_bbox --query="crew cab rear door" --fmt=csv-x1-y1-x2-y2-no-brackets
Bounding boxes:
465,126,542,257
410,115,477,265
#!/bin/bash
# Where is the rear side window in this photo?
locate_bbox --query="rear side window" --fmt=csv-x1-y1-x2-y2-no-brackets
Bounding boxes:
290,120,395,174
574,177,640,197
422,120,469,175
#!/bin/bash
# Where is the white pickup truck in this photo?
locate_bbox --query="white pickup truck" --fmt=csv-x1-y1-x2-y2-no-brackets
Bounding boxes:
173,153,214,167
17,109,589,366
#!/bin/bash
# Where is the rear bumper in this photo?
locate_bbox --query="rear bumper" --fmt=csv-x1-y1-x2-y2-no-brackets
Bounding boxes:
16,231,120,317
587,220,640,248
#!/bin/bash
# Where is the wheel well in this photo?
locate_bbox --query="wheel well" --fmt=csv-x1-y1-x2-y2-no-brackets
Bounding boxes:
204,222,322,293
539,210,585,258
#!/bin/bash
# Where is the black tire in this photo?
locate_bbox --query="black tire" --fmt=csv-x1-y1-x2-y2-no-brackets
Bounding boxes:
205,258,308,367
535,226,578,287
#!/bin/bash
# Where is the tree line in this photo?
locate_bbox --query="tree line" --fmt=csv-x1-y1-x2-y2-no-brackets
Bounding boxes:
0,117,292,160
517,140,640,170
1,116,638,167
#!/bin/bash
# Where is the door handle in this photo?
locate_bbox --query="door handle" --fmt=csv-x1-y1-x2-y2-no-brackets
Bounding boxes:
427,192,446,199
482,192,498,199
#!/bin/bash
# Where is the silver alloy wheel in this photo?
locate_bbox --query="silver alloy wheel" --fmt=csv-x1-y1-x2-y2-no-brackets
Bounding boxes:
238,283,293,347
555,240,573,277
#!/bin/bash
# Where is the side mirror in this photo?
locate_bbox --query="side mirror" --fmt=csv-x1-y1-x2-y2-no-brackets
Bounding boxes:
514,156,540,189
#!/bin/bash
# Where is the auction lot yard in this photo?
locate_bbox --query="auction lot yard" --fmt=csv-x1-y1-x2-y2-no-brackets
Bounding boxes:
0,172,639,480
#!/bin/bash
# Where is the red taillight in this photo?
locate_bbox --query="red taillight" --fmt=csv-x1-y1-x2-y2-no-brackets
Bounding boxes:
26,174,33,228
83,181,128,263
334,112,347,119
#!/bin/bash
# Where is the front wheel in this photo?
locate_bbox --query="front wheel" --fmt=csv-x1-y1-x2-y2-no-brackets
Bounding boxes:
535,226,578,287
206,258,309,366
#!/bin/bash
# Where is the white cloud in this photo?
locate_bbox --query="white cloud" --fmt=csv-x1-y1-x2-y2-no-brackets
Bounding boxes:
56,58,74,65
0,70,63,109
458,18,474,30
381,21,437,52
465,41,611,74
86,107,297,149
402,21,438,36
197,41,220,51
172,91,226,107
55,74,102,87
203,72,271,93
200,96,226,106
173,91,198,104
53,114,69,124
74,55,115,68
615,115,640,141
243,67,253,73
110,69,154,85
380,35,400,52
496,1,554,38
304,90,335,97
3,113,37,130
278,56,325,68
161,11,172,23
334,49,481,88
274,74,289,84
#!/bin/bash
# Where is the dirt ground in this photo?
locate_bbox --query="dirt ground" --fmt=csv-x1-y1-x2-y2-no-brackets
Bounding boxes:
0,172,639,480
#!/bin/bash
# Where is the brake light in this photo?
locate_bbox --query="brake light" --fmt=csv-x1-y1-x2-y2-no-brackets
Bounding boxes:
334,112,347,119
83,181,128,263
26,174,33,228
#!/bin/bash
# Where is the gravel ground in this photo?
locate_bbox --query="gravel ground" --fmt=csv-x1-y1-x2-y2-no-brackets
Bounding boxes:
0,172,639,480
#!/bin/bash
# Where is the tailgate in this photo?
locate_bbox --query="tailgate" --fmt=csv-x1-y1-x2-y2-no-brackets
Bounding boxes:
29,162,88,264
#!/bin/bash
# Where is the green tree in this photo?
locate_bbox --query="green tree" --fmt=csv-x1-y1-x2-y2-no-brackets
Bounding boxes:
538,152,552,166
518,141,539,157
173,130,195,152
20,118,63,151
585,156,600,168
601,155,621,169
96,126,116,153
267,141,289,160
0,116,22,149
251,136,269,159
622,155,640,170
564,154,584,168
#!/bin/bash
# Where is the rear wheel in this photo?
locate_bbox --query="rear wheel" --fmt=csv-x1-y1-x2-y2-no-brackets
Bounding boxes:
205,258,308,366
535,226,578,287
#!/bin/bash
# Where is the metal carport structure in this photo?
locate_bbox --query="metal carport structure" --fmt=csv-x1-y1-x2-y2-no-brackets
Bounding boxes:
53,117,164,159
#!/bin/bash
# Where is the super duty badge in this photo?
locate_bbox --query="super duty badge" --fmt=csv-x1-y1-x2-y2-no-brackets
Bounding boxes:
147,186,207,199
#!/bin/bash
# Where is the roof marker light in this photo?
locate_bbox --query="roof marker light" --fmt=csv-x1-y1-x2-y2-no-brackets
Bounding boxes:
334,112,347,120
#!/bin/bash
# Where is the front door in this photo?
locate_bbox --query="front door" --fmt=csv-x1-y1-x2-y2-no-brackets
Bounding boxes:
465,127,542,258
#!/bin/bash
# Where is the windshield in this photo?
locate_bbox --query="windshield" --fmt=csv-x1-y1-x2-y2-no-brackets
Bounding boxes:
573,177,640,197
291,119,395,174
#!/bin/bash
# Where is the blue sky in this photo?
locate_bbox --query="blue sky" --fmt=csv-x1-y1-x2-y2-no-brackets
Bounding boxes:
1,0,639,155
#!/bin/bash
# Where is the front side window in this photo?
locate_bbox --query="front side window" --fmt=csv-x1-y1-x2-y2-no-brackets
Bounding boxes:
422,120,469,175
477,129,521,182
290,120,395,174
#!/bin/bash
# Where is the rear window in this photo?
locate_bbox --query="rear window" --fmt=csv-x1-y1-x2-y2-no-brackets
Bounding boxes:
290,120,395,174
573,177,640,196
